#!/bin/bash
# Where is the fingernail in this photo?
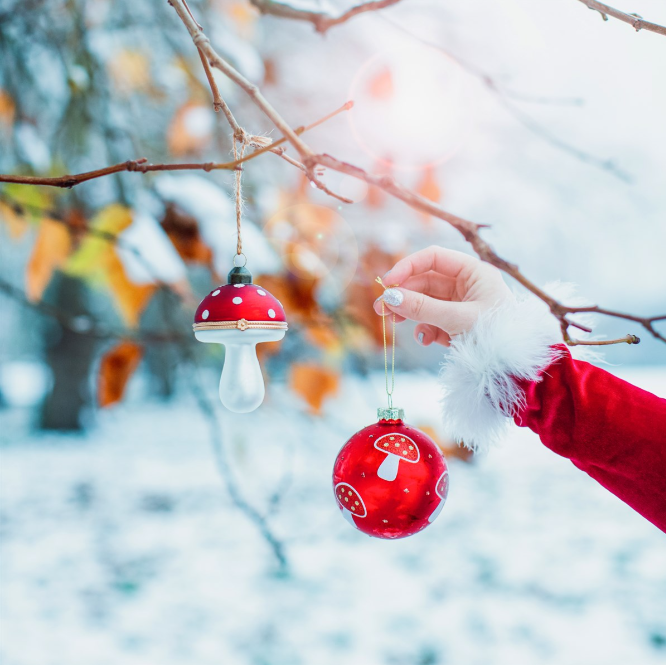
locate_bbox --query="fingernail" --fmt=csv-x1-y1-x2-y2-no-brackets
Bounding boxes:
383,288,403,306
417,332,425,345
382,270,392,281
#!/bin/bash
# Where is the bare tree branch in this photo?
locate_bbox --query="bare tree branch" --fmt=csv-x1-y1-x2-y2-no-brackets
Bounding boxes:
577,0,666,36
0,101,352,190
249,0,403,33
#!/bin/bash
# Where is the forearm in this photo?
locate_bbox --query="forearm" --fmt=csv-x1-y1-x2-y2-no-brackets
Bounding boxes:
439,296,666,532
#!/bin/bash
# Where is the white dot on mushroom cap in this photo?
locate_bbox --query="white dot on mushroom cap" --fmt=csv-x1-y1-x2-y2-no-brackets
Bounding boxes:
257,289,266,296
202,310,210,320
344,497,349,502
268,309,276,318
232,297,242,305
212,289,220,296
403,450,408,456
383,442,389,447
394,443,400,447
234,284,245,288
409,445,414,450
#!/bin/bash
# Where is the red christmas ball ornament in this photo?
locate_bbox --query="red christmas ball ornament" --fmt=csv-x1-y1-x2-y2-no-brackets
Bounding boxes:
333,407,449,539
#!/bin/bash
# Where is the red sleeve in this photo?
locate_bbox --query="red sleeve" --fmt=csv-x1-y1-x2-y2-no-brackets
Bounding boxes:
515,346,666,532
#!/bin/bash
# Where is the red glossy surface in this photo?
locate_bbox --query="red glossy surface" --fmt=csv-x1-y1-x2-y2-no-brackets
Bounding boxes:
194,283,286,324
332,418,449,539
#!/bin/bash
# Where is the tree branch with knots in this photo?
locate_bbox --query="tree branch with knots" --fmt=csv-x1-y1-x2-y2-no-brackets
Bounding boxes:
577,0,666,37
167,0,665,347
0,101,352,190
249,0,404,33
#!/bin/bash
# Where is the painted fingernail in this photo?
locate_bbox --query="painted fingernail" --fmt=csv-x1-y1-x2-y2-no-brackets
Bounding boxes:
383,288,403,306
417,332,425,345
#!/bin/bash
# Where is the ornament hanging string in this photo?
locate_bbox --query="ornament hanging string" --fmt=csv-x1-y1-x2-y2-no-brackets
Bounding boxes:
376,276,399,409
232,135,248,261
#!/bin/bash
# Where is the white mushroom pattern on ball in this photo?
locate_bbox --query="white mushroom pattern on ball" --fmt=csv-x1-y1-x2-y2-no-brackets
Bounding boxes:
373,433,420,481
334,482,367,528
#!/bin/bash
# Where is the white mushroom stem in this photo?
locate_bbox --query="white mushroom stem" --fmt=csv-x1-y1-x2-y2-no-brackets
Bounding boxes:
428,500,444,523
377,453,400,481
195,328,285,413
341,507,357,528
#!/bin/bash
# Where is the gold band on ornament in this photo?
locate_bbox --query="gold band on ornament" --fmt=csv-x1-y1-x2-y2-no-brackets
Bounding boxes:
193,318,288,332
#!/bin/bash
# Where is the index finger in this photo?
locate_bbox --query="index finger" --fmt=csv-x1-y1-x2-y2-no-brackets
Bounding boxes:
383,246,479,286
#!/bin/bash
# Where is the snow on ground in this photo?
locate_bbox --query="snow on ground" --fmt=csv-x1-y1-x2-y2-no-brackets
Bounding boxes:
1,367,665,665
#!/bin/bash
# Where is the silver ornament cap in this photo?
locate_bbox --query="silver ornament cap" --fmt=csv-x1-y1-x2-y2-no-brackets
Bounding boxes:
377,406,405,421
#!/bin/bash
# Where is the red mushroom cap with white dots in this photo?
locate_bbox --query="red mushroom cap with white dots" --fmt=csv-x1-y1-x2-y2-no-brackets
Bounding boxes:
334,482,367,518
374,433,420,463
194,283,287,328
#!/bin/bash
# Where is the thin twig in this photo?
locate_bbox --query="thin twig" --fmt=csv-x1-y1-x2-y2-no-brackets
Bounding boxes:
249,0,403,33
169,0,313,162
380,16,630,181
577,0,666,36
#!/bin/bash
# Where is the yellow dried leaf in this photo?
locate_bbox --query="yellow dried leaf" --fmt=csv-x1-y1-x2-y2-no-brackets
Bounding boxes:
0,200,27,238
65,204,132,280
108,50,150,92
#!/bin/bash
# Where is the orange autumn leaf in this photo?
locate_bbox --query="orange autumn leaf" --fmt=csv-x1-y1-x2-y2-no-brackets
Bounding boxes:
161,202,214,269
417,423,474,463
344,245,403,346
98,341,143,407
0,89,15,125
167,101,213,156
106,250,156,328
368,66,393,100
416,165,442,224
289,363,340,415
417,165,441,203
26,218,71,301
305,323,341,352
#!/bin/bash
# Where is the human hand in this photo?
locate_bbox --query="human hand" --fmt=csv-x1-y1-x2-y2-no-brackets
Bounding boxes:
374,245,513,347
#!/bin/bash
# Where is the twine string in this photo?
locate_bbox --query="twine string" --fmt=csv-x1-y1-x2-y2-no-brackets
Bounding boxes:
375,276,397,409
232,136,248,257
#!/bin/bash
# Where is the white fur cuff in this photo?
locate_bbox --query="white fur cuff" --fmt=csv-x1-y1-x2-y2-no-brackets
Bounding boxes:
439,295,564,453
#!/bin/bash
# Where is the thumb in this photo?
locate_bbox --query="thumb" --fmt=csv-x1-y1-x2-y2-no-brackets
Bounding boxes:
381,287,480,334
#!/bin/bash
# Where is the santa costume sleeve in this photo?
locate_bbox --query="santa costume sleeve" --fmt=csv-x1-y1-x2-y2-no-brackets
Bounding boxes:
439,295,666,533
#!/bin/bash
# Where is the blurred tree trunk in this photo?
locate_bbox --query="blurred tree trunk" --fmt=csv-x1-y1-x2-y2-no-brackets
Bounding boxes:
40,271,97,430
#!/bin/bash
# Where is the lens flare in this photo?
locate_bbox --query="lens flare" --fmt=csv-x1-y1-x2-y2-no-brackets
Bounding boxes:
348,44,471,171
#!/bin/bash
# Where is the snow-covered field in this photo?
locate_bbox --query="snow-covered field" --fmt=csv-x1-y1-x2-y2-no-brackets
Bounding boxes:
1,367,665,665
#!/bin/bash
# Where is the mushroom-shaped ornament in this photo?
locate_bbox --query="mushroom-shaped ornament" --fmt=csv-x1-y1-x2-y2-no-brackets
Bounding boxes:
193,265,287,413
